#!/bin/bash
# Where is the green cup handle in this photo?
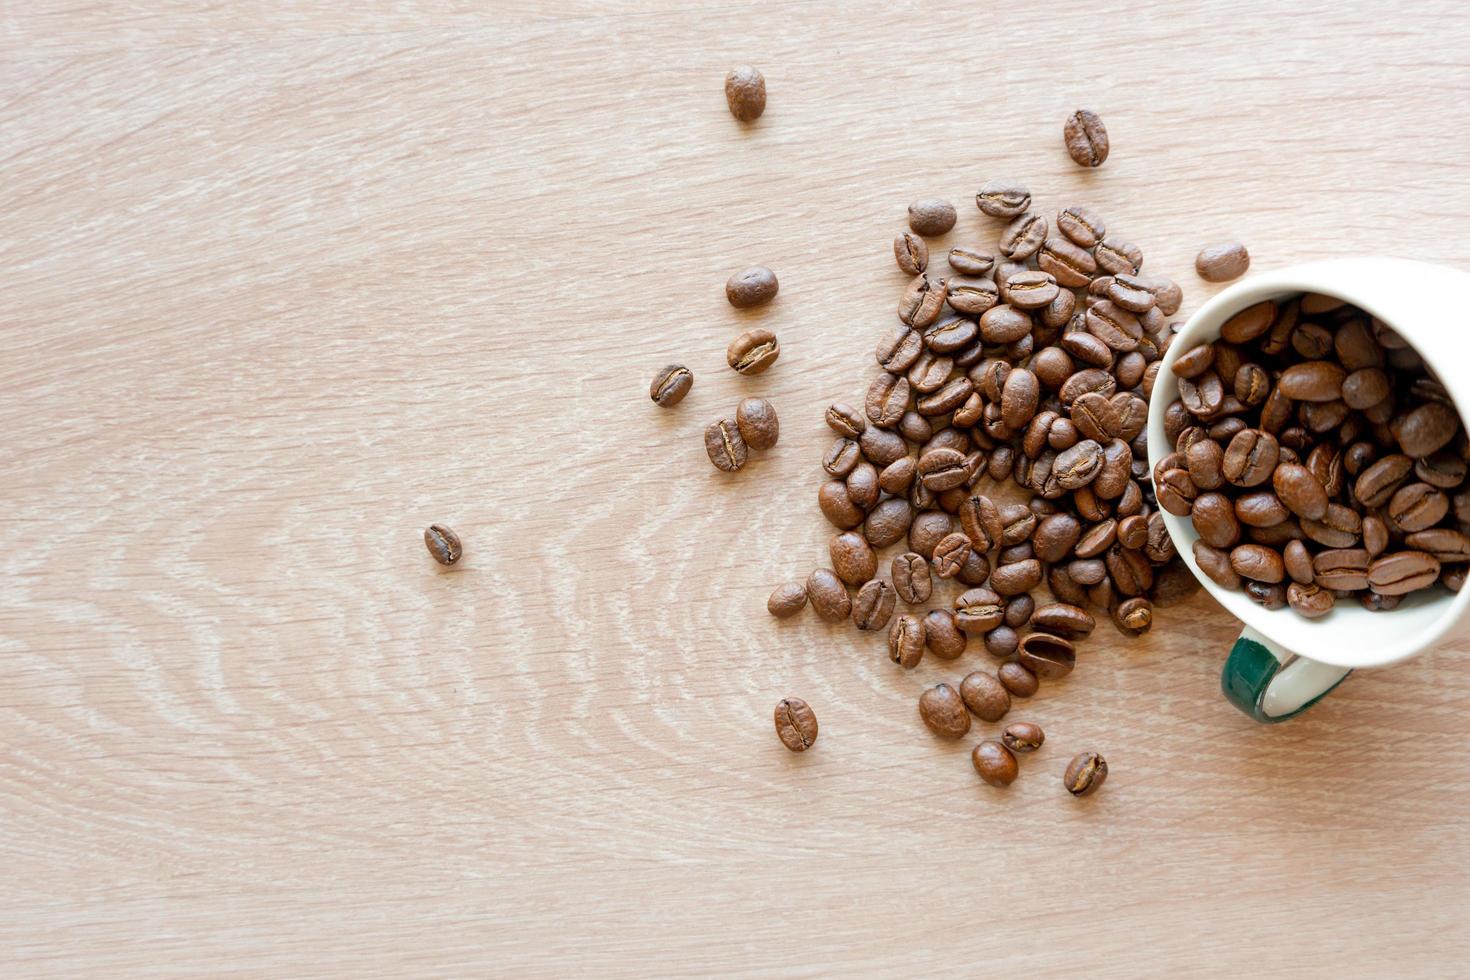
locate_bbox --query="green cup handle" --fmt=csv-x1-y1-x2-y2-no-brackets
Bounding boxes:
1221,627,1353,723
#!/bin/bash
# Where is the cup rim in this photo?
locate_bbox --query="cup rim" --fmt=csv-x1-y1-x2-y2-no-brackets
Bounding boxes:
1146,259,1470,669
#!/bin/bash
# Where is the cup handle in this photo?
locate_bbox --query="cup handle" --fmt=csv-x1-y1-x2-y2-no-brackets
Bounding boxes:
1220,626,1353,723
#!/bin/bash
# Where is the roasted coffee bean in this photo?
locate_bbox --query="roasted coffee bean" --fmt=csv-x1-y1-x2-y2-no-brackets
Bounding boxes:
1230,544,1285,583
1221,301,1276,343
864,498,914,547
1064,752,1108,797
1005,271,1060,310
1286,582,1334,618
1276,361,1346,403
1179,371,1225,417
1362,514,1390,556
1388,482,1448,532
1192,492,1241,549
1355,454,1413,508
973,740,1019,787
898,274,948,328
806,568,851,622
424,524,463,566
1031,602,1095,640
999,212,1048,260
987,446,1016,480
980,305,1033,348
1187,439,1226,491
1117,514,1148,551
1074,519,1118,559
1005,594,1035,630
1235,491,1290,527
999,542,1035,566
1046,564,1088,606
1405,528,1470,562
830,531,878,586
876,325,924,373
1018,632,1076,679
946,276,1000,316
954,587,1005,633
891,553,933,605
894,231,929,275
924,316,979,355
914,447,968,492
1039,237,1097,288
919,683,971,739
768,581,808,618
1067,558,1107,586
736,397,779,451
1362,591,1403,611
1093,238,1141,276
1156,468,1198,516
1415,451,1466,489
1057,205,1106,248
1061,332,1115,371
727,328,780,374
1273,464,1329,520
826,402,868,439
924,609,968,659
1291,322,1335,361
990,559,1042,596
1244,580,1287,609
1106,545,1153,596
819,480,864,529
1086,301,1143,352
960,671,1011,722
866,372,910,428
998,508,1035,548
1196,241,1250,282
1313,549,1371,591
1194,541,1241,589
908,510,957,560
976,179,1031,218
1445,567,1468,592
1033,513,1082,563
724,65,766,121
907,352,954,394
705,417,749,472
909,198,957,237
995,723,1043,756
1060,367,1118,406
1367,551,1441,595
1234,364,1271,406
853,579,897,631
957,493,1003,552
823,438,861,478
1108,274,1156,314
726,266,779,308
774,697,818,753
1222,429,1280,487
1394,402,1460,458
1171,344,1215,379
917,377,975,417
932,532,974,579
1063,109,1109,167
649,364,694,408
888,614,925,668
1113,596,1153,635
997,662,1039,698
846,463,880,510
1282,539,1314,584
1054,439,1104,490
1000,368,1041,431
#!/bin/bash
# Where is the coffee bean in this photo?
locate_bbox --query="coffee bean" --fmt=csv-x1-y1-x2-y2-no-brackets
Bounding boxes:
973,740,1019,787
1031,602,1095,640
932,532,974,580
909,198,957,237
994,723,1042,755
830,531,877,586
1063,109,1109,167
1086,301,1143,352
1107,274,1156,314
1186,439,1226,491
946,276,1001,315
424,524,462,565
1414,450,1466,488
736,397,779,450
1276,361,1346,402
1178,371,1225,416
1017,632,1076,679
999,212,1048,261
774,697,817,752
997,662,1039,698
705,417,749,472
1222,429,1280,486
1054,206,1105,249
891,553,932,605
909,510,956,560
959,493,1004,552
888,614,925,668
821,404,865,440
1394,402,1459,458
1220,300,1276,344
1114,596,1153,635
1001,368,1041,431
725,66,766,121
991,559,1042,596
1063,751,1108,797
1194,540,1241,589
1067,558,1106,586
846,463,880,510
1005,595,1036,630
1117,514,1149,550
806,568,851,622
894,231,929,275
1006,270,1061,310
1073,518,1118,558
822,438,860,478
1355,454,1413,508
1156,468,1198,516
649,363,695,408
875,325,923,373
1095,238,1143,276
960,671,1011,722
1286,582,1334,618
726,266,779,309
1388,482,1449,532
1312,549,1371,591
907,351,954,394
976,179,1031,218
1273,464,1329,520
949,246,998,278
1405,528,1470,562
1362,514,1390,556
1059,367,1118,405
865,372,911,428
1234,489,1291,528
1367,551,1441,595
919,683,973,740
1230,544,1285,583
864,498,915,547
1032,513,1082,563
1362,591,1403,611
953,587,1005,633
1191,492,1241,549
853,579,897,631
1195,241,1250,282
1244,580,1287,609
898,274,948,328
924,609,968,659
767,581,808,618
727,328,780,374
818,480,864,529
1039,237,1097,288
917,376,975,417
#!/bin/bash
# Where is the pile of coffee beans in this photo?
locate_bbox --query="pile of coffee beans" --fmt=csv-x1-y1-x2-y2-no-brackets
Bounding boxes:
1161,295,1469,617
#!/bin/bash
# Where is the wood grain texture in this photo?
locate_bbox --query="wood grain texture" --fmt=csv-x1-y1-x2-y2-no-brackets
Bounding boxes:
4,1,1470,975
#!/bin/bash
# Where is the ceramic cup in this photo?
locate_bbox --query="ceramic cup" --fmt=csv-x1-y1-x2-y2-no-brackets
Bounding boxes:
1147,258,1470,722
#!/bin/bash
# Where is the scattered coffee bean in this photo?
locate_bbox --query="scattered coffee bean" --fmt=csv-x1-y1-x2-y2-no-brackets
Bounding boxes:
705,417,748,472
649,364,693,407
891,552,932,604
888,613,926,668
1195,241,1250,282
919,683,971,739
1002,722,1045,753
977,179,1031,218
806,568,851,622
853,579,897,631
736,397,779,450
725,66,766,122
726,266,779,308
1063,109,1109,167
424,524,462,566
909,198,957,237
768,581,808,619
960,671,1011,722
1063,751,1108,797
894,231,929,275
727,328,780,374
924,609,968,659
1017,632,1076,680
972,740,1019,787
774,697,817,752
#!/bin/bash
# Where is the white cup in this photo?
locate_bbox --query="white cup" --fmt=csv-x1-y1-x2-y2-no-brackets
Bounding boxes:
1147,258,1470,722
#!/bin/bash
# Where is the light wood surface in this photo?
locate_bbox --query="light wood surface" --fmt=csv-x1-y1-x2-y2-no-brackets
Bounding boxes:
5,2,1470,976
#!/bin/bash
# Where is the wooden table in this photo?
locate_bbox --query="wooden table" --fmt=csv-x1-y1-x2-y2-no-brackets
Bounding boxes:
5,2,1470,975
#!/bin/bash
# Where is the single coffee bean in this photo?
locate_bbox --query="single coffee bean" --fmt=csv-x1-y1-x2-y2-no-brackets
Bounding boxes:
853,579,897,631
1171,344,1216,379
909,510,956,560
736,397,779,450
1056,205,1106,249
1367,551,1441,595
1006,270,1061,310
1001,368,1041,431
973,740,1019,787
1234,363,1271,406
1245,580,1287,609
806,568,851,622
725,66,766,121
888,614,925,668
825,402,867,438
920,683,972,740
1156,468,1198,516
864,498,915,548
1005,594,1035,629
1192,492,1241,549
1362,591,1404,611
1355,454,1413,508
999,541,1035,565
1095,237,1143,276
891,553,932,604
830,531,877,586
1107,273,1156,314
866,372,911,428
907,351,954,394
991,559,1042,596
1273,464,1329,521
1178,371,1225,416
1048,565,1090,606
1063,109,1109,167
1117,514,1149,550
1312,549,1371,591
1230,544,1285,583
1017,632,1076,680
999,212,1048,260
1039,236,1097,288
1086,301,1143,352
909,198,957,237
976,179,1031,218
1388,482,1449,532
1405,528,1470,562
946,276,1000,316
649,364,693,408
894,231,929,275
1187,439,1226,491
1281,539,1313,584
767,581,808,618
1194,540,1241,589
1393,402,1460,458
424,524,463,565
1063,751,1108,797
1415,450,1466,489
1286,582,1334,618
958,493,1004,552
1195,241,1250,282
1074,518,1119,558
1060,367,1118,405
998,662,1039,698
705,417,749,472
1277,361,1347,402
1340,367,1389,410
1220,301,1276,343
924,315,979,354
1362,514,1391,556
1033,513,1082,563
727,328,780,374
774,697,817,753
898,274,948,328
725,266,778,309
1001,722,1045,754
960,671,1011,722
823,438,860,478
1031,602,1096,640
932,532,974,580
1055,439,1104,490
1067,558,1107,586
954,587,1005,633
875,325,924,373
1222,429,1280,487
1114,596,1154,635
924,609,968,659
846,463,880,510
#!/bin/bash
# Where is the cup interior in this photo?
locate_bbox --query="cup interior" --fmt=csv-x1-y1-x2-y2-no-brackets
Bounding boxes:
1147,263,1470,670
